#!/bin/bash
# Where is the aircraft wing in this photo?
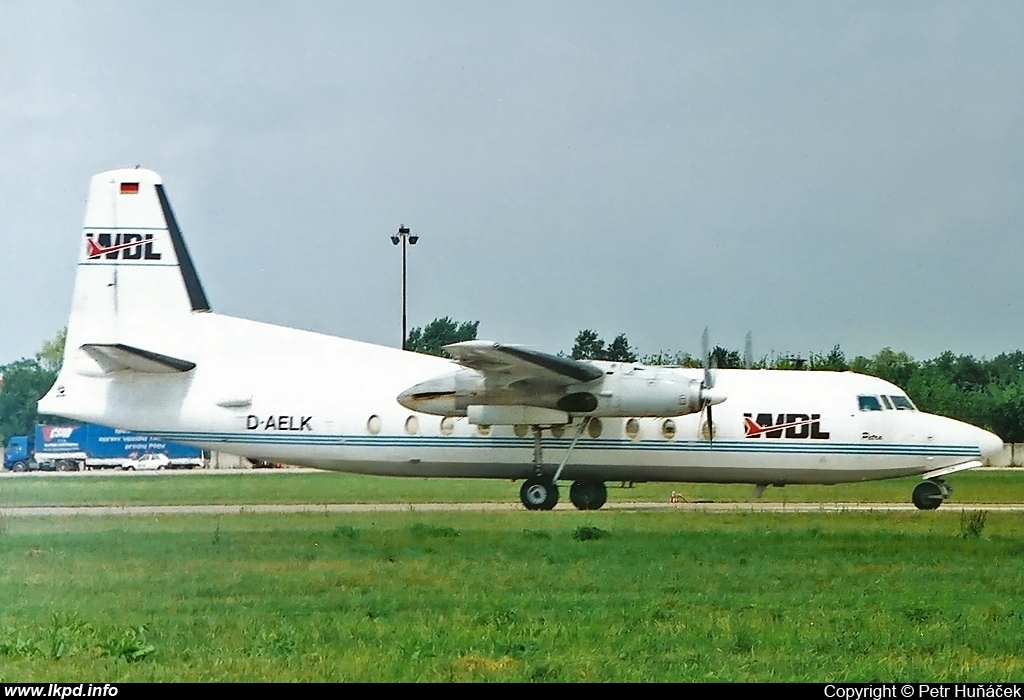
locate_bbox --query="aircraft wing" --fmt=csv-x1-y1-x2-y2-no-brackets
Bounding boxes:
444,340,603,386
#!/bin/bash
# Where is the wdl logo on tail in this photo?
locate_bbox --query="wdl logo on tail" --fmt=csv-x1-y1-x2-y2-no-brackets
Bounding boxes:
84,232,162,261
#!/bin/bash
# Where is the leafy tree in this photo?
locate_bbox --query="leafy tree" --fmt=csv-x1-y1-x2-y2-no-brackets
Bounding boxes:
0,328,69,444
0,358,57,445
848,355,870,374
710,345,742,369
849,348,919,389
405,317,479,356
641,350,702,367
571,330,637,362
36,327,66,373
983,351,1024,385
571,330,605,360
605,334,638,362
984,381,1024,444
808,344,849,371
771,356,807,370
929,351,987,393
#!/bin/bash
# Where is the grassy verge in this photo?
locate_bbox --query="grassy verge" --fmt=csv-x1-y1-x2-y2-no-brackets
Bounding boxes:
1,509,1023,681
0,469,1022,507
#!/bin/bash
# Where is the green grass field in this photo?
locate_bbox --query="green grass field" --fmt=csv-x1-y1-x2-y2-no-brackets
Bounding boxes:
2,471,1023,681
1,468,1022,507
2,508,1024,682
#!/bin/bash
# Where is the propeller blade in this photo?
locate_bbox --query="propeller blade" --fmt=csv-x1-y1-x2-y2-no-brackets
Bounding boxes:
707,403,713,443
701,327,712,389
744,331,753,370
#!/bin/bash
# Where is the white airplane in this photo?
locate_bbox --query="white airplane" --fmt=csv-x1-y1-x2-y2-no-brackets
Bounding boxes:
38,168,1003,511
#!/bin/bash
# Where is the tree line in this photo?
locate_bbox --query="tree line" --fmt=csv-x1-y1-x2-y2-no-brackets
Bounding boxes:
406,318,1024,442
3,321,1024,445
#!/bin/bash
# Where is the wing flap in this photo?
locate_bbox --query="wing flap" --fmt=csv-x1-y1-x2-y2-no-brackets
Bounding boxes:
81,343,196,374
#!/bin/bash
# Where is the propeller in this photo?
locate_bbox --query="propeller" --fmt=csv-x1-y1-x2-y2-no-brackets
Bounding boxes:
744,331,753,370
699,328,727,441
701,327,712,390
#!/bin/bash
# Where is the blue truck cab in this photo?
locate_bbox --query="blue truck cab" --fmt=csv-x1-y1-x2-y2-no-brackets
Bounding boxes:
3,435,35,472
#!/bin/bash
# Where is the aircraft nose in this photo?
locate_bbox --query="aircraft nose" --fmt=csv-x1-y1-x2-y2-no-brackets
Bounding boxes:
929,415,1004,464
976,428,1004,462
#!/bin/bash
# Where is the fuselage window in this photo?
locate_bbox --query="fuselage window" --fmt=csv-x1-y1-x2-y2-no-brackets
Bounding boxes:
858,395,883,411
625,418,640,440
890,395,917,411
662,419,677,440
880,395,894,410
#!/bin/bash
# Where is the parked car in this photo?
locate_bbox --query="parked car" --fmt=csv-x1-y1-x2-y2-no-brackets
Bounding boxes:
123,453,170,471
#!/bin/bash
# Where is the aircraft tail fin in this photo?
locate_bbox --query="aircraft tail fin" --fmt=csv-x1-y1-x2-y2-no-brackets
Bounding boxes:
61,168,210,374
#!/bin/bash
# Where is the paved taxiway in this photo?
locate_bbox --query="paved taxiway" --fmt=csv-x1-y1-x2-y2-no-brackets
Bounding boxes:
2,501,1023,517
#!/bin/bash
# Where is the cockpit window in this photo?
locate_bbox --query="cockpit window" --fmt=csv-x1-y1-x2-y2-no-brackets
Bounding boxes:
858,395,883,411
889,395,916,411
880,395,893,410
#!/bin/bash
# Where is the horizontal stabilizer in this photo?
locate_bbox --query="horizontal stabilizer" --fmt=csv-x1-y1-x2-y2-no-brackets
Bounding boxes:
81,343,196,374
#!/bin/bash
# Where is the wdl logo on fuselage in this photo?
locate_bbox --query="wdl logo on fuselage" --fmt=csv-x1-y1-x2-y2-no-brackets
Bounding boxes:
744,413,830,439
85,232,162,261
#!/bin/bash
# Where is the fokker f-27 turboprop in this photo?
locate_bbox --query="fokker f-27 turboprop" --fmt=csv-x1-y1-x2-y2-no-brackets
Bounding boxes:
38,169,1003,511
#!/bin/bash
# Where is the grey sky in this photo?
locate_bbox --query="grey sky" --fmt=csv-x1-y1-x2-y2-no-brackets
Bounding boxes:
2,2,1023,367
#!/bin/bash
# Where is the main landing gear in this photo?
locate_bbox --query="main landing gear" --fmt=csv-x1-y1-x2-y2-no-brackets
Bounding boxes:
912,479,952,510
520,477,559,510
569,480,608,510
518,421,609,511
520,477,609,511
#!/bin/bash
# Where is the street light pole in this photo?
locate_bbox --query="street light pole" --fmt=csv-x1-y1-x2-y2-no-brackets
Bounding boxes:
391,225,418,349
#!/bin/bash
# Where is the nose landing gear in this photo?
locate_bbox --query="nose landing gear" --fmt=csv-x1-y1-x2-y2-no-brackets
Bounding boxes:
912,479,952,510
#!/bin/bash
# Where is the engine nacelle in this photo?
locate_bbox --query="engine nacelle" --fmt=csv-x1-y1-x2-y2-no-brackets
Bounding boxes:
595,370,704,417
395,368,482,416
397,364,724,422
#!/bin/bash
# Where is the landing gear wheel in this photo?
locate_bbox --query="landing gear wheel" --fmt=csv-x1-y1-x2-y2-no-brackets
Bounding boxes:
520,478,559,511
569,480,608,510
912,480,944,510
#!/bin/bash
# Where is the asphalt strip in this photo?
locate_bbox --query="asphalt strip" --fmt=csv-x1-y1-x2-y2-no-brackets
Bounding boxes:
1,502,1022,517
